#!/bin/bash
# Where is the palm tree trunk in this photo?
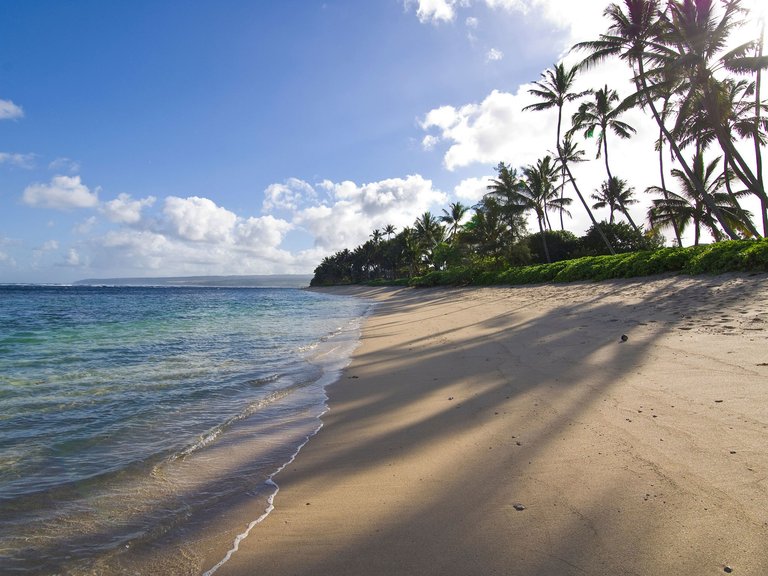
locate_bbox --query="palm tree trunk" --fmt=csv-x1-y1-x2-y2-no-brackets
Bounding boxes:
658,126,683,246
636,58,740,239
603,134,641,233
562,160,616,255
755,22,766,234
556,108,566,230
538,214,551,263
723,147,762,238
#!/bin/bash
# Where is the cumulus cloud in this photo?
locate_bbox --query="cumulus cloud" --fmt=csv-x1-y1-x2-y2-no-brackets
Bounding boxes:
262,177,319,212
421,88,557,170
405,0,467,23
0,99,24,120
101,193,156,224
0,152,35,169
294,175,447,251
22,175,99,210
163,196,238,243
454,176,491,203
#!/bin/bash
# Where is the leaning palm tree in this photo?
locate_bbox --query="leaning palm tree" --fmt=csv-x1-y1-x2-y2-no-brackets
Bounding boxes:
572,0,742,240
556,134,616,254
496,155,572,263
646,150,752,244
674,77,764,237
661,0,767,233
440,202,470,243
591,176,639,224
570,85,641,232
523,62,590,229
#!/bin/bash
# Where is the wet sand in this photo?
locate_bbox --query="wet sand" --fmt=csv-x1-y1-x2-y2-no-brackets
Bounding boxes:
212,274,768,576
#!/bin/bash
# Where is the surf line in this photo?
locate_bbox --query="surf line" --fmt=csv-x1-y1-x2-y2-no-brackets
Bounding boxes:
201,404,328,576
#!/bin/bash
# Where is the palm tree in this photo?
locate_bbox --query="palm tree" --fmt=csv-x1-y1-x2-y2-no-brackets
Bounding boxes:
572,0,742,240
370,229,383,244
440,202,470,242
675,77,764,237
646,150,751,244
570,84,641,232
591,177,639,224
556,134,616,254
523,62,590,229
488,156,571,263
660,0,767,232
383,224,396,239
413,212,445,268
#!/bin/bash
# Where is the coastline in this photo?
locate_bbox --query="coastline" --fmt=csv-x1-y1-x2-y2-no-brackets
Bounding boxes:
212,275,768,575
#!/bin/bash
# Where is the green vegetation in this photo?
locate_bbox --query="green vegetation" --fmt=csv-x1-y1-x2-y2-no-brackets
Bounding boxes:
311,0,768,288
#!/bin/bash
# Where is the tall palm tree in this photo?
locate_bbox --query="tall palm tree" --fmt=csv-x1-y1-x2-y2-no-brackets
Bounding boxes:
572,0,742,239
591,177,639,224
383,224,396,239
556,134,616,254
523,62,590,229
675,77,764,237
488,156,571,263
661,0,768,234
570,85,641,232
646,150,751,244
440,202,470,242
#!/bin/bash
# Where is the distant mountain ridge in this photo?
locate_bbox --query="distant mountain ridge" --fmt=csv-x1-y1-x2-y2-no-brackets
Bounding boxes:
74,274,313,288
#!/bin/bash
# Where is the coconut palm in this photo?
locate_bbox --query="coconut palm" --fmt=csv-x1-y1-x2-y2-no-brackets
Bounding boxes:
523,62,590,229
661,0,768,233
440,202,470,242
572,0,742,239
383,224,396,239
570,85,641,232
489,156,571,263
591,177,639,224
646,150,752,244
556,134,616,254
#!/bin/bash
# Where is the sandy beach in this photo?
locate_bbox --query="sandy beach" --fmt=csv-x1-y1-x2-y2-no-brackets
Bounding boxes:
213,274,768,576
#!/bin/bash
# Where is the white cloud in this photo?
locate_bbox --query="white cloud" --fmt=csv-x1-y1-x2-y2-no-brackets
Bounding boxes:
22,175,99,210
262,177,319,212
101,193,156,224
236,215,293,248
421,88,557,170
74,216,98,235
40,240,59,251
486,48,503,62
466,16,479,28
0,99,24,120
65,248,81,267
0,152,35,169
295,175,447,251
405,0,465,23
163,196,238,243
454,176,491,203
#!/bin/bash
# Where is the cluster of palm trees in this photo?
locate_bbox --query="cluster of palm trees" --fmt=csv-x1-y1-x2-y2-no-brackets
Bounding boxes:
312,0,766,285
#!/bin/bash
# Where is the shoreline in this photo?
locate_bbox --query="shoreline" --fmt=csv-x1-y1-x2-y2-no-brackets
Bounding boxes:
212,275,768,575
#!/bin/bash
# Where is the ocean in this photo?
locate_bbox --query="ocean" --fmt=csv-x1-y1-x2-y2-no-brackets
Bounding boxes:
0,284,370,574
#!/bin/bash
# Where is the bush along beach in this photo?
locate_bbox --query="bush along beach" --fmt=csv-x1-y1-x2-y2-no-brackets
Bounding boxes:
311,0,768,289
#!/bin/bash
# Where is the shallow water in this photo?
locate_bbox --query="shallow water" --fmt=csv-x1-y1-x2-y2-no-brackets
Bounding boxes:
0,285,369,574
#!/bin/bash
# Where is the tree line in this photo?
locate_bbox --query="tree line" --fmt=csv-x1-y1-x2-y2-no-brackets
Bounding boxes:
312,0,767,286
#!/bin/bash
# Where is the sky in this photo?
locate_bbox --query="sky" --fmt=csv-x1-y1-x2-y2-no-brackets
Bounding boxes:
1,0,765,283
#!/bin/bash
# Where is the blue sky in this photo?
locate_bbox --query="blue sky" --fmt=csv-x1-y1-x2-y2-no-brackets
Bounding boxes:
1,0,764,283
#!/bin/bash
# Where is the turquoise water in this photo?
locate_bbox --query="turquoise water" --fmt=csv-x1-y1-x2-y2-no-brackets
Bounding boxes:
0,285,369,574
